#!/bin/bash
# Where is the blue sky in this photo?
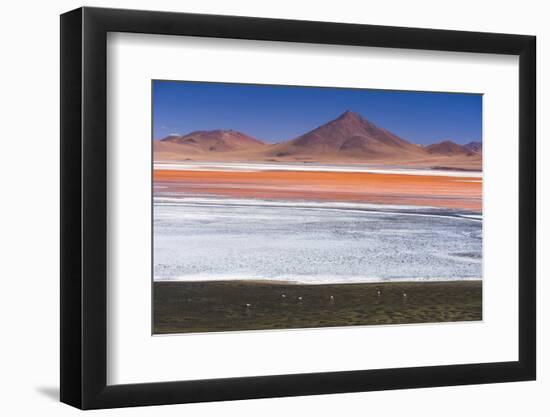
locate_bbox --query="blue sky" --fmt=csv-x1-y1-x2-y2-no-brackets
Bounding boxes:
153,80,482,145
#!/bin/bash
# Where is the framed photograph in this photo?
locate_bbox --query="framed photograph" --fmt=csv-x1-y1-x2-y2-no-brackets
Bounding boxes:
60,7,536,409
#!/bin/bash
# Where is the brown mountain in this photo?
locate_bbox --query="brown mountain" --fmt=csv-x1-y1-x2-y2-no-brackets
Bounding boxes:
159,129,266,153
464,141,482,154
425,140,476,156
265,110,427,161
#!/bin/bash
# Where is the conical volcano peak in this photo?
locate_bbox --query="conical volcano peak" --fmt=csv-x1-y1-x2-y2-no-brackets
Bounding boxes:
336,110,363,121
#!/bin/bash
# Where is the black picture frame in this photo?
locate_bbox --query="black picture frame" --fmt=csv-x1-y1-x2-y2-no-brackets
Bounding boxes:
60,6,536,410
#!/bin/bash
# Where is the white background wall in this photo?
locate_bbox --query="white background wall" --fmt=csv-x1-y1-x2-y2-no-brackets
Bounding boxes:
0,0,546,415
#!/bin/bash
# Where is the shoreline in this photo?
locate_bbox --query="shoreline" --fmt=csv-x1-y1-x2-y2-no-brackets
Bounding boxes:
154,160,482,176
154,280,482,334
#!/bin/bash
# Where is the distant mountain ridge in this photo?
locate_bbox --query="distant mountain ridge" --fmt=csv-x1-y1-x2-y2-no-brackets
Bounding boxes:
160,129,265,152
425,140,483,157
426,140,473,156
154,111,482,170
464,141,482,154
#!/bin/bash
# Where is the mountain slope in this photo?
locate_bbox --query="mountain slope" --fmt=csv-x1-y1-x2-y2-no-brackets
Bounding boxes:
464,141,483,154
159,130,266,153
425,140,476,156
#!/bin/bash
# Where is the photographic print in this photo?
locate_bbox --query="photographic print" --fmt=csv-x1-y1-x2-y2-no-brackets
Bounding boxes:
152,81,483,334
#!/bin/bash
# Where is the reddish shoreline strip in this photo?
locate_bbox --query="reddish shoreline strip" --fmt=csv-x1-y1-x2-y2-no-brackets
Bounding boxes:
154,169,482,211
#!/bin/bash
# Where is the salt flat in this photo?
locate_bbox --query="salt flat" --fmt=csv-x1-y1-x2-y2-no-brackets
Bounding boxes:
153,195,482,284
